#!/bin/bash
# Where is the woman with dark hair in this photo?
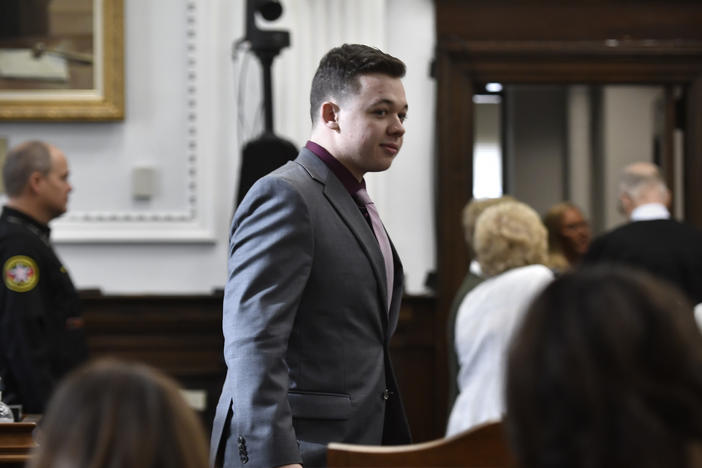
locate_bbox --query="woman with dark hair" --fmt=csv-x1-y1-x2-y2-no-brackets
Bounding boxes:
28,359,210,468
542,201,591,272
506,267,702,468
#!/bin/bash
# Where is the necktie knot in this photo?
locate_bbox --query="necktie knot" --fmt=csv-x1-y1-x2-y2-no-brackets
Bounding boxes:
354,187,373,206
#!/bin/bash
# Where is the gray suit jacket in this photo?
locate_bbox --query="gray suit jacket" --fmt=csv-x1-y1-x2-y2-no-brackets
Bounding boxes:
210,148,411,468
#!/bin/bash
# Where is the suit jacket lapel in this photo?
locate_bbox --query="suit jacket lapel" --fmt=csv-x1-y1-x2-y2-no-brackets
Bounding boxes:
387,239,404,338
296,150,390,326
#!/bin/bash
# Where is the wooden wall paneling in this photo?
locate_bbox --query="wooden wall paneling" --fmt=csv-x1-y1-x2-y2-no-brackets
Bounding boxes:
661,85,677,204
433,48,474,437
80,293,440,442
438,40,702,84
685,75,702,227
80,293,226,434
390,295,438,442
435,2,702,42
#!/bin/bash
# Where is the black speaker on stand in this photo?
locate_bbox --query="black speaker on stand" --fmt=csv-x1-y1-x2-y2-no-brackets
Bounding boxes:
236,0,298,205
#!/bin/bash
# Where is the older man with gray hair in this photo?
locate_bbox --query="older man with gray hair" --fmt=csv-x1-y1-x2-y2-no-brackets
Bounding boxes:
0,140,87,415
583,161,702,306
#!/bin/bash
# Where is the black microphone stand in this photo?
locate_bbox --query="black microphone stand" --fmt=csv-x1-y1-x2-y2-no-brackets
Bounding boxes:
235,0,298,205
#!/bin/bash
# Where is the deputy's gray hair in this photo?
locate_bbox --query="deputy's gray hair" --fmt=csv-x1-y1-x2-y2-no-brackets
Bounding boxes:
2,141,52,197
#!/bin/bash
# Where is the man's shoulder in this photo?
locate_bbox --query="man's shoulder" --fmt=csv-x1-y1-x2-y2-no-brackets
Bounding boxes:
0,220,47,254
585,223,648,258
611,218,702,240
247,161,322,202
497,264,554,287
586,218,702,261
594,219,667,242
248,148,336,202
0,224,51,294
232,161,325,227
273,149,330,183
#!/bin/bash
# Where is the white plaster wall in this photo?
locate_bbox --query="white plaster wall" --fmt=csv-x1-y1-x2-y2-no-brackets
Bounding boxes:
376,0,437,294
0,0,437,294
567,86,592,219
473,101,503,199
602,85,663,230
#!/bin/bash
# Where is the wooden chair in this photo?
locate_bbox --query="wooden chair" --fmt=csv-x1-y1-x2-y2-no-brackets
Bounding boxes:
327,420,516,467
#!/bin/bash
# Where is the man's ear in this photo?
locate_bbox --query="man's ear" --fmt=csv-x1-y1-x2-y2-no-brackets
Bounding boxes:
618,193,633,217
664,188,672,209
27,171,44,195
321,101,340,131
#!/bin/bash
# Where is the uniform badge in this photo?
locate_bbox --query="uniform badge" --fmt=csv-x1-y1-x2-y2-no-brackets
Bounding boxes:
3,256,39,292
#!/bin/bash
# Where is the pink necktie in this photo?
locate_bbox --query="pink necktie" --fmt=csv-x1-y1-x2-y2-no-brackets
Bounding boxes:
354,187,394,311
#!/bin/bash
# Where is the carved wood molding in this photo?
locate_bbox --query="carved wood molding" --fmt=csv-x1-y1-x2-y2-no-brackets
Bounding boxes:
441,39,702,56
439,38,702,83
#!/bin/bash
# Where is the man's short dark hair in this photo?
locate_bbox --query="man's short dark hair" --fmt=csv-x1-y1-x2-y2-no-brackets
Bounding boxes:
3,141,52,197
310,44,406,124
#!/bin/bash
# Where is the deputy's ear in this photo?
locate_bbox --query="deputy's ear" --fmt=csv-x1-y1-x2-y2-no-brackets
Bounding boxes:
27,171,44,194
321,101,340,131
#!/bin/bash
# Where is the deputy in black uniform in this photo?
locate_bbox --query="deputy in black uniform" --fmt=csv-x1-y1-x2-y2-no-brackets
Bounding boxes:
0,140,87,414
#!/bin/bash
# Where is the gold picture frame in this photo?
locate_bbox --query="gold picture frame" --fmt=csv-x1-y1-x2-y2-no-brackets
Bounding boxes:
0,137,7,194
0,0,124,121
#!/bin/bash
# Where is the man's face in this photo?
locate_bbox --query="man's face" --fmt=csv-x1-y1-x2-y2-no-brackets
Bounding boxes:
334,73,408,180
560,207,591,257
37,146,72,220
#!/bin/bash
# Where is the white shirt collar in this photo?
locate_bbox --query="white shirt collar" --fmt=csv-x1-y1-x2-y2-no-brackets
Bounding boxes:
630,203,670,221
469,260,482,276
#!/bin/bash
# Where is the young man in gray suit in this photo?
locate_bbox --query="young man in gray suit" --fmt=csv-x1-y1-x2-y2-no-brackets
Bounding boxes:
210,44,411,468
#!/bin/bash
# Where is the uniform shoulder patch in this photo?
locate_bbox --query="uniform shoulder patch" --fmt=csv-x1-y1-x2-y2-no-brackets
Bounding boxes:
3,255,40,292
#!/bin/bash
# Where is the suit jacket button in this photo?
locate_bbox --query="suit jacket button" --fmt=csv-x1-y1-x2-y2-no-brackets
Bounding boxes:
383,388,390,400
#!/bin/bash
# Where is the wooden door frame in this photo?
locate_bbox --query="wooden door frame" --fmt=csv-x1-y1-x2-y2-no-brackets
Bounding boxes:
433,37,702,432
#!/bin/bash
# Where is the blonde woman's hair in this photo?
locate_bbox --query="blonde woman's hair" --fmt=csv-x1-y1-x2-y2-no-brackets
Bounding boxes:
474,201,548,277
461,195,516,255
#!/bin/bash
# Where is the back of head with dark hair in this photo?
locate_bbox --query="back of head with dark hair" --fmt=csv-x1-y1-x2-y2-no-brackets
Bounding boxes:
29,359,209,468
506,267,702,468
2,141,52,197
309,43,406,124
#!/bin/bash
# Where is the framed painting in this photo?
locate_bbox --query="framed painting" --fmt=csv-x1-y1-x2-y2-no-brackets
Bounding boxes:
0,0,124,121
